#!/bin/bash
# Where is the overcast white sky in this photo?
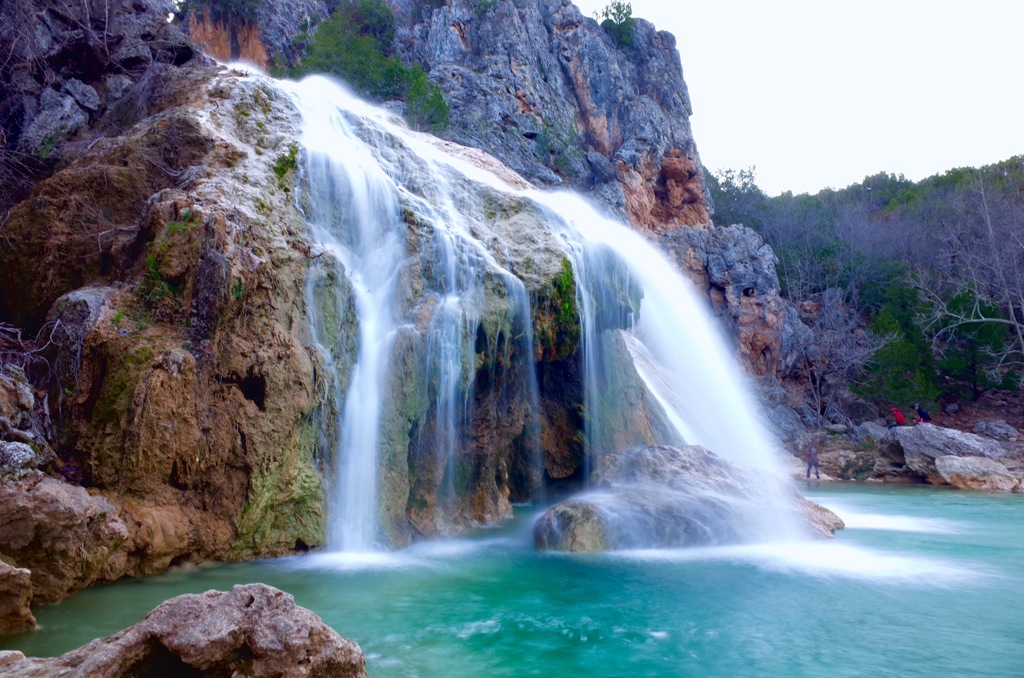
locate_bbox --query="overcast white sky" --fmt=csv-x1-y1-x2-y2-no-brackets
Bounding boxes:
572,0,1024,196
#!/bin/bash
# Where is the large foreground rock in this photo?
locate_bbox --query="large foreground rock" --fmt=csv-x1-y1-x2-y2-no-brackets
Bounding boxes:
878,425,1024,491
0,584,366,677
533,445,842,552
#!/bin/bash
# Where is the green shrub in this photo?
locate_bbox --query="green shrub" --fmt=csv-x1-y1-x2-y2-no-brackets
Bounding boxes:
475,0,499,17
534,120,581,176
598,1,635,48
292,0,449,133
406,66,450,134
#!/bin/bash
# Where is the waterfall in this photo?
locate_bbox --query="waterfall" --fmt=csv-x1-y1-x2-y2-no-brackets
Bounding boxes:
284,79,405,551
283,76,542,549
533,191,789,479
281,72,799,550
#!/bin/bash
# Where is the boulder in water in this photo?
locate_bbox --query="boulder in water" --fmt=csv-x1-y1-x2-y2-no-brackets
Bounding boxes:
533,445,842,552
0,583,366,677
934,456,1021,492
880,425,1024,490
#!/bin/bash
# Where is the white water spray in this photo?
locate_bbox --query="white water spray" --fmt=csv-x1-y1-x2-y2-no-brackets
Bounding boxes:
531,191,788,478
282,71,801,549
284,78,407,551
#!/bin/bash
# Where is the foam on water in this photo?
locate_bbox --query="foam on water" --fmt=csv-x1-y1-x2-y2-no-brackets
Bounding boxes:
825,508,963,534
279,534,522,573
608,541,987,586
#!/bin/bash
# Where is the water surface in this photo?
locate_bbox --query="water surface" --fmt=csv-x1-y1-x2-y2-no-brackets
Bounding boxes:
4,484,1022,677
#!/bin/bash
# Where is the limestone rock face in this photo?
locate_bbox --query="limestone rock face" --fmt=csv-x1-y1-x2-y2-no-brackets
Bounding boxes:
533,445,843,552
184,0,711,228
662,224,809,378
0,584,367,677
185,1,335,71
0,562,35,634
1,0,328,604
0,473,128,604
389,0,710,229
879,425,1024,490
973,419,1021,441
0,369,40,447
0,442,37,474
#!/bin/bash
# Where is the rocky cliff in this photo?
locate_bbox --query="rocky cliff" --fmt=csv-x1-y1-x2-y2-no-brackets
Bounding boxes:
1,0,328,611
180,0,811,385
387,0,710,229
182,1,818,381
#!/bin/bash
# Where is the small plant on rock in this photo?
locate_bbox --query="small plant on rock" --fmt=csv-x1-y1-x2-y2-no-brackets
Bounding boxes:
596,1,635,48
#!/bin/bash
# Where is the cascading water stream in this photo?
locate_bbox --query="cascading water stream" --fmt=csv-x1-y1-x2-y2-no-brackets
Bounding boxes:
283,75,542,549
534,191,788,477
282,70,801,549
284,79,406,551
530,192,804,540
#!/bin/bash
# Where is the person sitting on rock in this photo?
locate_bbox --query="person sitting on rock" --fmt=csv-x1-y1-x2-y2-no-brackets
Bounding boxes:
914,403,932,423
888,406,906,429
806,446,820,479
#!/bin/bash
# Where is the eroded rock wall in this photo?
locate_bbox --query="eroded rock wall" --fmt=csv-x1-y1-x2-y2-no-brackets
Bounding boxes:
661,224,810,379
183,0,712,229
0,0,329,606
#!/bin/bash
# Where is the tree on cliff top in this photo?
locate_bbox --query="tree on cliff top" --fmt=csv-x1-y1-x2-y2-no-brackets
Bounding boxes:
597,1,636,48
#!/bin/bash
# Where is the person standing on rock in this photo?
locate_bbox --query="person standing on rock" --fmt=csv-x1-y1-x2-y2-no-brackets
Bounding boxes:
806,446,820,479
914,403,932,423
889,406,906,429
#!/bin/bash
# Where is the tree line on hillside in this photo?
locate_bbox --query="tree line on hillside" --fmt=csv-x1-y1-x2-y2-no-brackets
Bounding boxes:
705,157,1024,425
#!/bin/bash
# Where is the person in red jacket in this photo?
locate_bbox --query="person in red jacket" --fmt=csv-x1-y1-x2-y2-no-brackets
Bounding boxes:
888,406,906,429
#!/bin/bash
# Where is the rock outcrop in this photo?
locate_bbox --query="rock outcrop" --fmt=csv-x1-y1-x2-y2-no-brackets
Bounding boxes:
534,445,843,552
973,419,1021,442
181,1,712,229
662,223,809,378
389,0,710,229
0,365,51,458
0,562,34,634
0,473,128,605
186,1,335,71
877,425,1024,491
1,0,327,605
0,583,367,677
0,0,195,214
